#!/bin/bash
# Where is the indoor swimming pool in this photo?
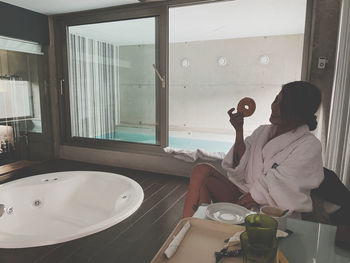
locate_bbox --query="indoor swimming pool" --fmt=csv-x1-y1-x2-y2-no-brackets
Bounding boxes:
100,131,232,153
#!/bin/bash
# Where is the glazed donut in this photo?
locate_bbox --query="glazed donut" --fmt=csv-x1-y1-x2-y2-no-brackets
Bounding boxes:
237,97,256,117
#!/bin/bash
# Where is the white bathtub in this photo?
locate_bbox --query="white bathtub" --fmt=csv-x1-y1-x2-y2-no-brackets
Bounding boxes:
0,171,144,248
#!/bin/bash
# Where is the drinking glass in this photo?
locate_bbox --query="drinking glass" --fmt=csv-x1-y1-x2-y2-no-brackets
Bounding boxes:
260,206,288,231
245,214,278,246
240,231,278,263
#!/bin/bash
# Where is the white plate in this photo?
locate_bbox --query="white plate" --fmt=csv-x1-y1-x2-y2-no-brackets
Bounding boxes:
205,202,254,224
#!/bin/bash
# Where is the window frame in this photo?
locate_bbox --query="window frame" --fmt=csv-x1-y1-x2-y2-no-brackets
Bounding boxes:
54,3,169,153
54,0,313,154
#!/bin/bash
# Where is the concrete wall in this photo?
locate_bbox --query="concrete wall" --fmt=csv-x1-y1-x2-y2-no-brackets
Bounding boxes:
118,34,303,136
169,34,303,136
119,44,156,127
308,0,342,151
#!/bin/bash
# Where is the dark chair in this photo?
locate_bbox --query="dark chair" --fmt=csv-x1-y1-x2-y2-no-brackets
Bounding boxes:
311,168,350,225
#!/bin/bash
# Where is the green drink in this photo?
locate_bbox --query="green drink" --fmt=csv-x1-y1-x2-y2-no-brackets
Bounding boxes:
245,214,278,246
240,231,278,263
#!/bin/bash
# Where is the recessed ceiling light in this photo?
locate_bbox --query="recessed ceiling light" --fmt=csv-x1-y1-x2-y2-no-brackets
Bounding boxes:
259,55,270,65
181,58,190,68
218,56,227,66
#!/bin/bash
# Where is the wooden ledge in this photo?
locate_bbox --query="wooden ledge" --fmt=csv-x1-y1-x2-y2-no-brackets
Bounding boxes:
0,160,39,179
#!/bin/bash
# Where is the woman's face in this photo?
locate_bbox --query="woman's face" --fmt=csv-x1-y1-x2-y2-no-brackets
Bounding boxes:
269,92,283,125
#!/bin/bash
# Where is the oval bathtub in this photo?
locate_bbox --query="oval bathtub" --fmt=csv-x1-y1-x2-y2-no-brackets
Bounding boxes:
0,171,144,248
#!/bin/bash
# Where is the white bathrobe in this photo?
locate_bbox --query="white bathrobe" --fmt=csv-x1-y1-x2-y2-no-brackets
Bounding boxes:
222,124,324,213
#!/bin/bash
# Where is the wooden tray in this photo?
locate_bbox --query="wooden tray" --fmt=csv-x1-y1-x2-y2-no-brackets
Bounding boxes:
151,217,245,263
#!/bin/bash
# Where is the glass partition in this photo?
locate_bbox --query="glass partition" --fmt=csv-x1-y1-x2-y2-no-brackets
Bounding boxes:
169,0,307,152
67,17,159,145
0,41,44,165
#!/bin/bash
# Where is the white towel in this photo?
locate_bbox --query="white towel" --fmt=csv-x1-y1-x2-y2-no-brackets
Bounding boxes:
163,147,198,162
164,147,225,163
197,149,226,161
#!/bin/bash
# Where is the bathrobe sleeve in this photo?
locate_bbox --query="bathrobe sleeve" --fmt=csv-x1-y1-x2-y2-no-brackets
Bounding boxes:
250,135,324,212
222,126,266,193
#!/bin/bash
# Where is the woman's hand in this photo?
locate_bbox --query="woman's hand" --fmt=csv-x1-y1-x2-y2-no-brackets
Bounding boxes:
236,193,259,210
228,107,246,167
227,107,244,131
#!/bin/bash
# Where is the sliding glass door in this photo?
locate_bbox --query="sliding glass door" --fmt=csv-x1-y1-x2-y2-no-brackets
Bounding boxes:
67,18,158,144
168,0,308,152
56,5,167,149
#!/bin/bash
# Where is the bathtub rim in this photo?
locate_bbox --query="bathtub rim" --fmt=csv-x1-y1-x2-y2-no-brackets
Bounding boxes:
0,171,144,248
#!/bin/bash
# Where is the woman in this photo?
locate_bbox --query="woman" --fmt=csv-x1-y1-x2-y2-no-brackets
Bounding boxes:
182,81,324,218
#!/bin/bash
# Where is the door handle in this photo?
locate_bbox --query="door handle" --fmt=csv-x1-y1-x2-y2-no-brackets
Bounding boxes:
59,79,64,95
152,64,166,89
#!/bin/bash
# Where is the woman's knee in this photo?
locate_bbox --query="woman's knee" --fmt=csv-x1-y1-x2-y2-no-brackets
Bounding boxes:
192,163,212,174
190,164,212,181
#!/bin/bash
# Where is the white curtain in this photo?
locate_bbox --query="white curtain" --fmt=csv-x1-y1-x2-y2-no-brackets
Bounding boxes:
326,0,350,188
0,79,32,119
68,34,119,139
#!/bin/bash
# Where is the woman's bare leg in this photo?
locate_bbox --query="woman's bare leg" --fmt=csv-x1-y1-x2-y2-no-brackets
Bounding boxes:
182,163,242,218
182,164,212,218
204,174,242,203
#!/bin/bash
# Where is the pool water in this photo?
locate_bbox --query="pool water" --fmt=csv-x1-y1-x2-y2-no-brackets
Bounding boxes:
169,136,231,153
100,132,232,153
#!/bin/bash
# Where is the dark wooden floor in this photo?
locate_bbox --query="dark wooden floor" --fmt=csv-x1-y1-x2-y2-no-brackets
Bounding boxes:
0,160,189,263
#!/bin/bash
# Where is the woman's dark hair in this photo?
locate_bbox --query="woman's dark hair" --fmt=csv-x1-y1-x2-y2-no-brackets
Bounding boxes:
280,81,321,131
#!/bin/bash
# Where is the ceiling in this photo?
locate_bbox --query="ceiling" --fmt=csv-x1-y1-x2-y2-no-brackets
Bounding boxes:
170,0,307,43
3,0,307,44
1,0,139,15
69,18,156,46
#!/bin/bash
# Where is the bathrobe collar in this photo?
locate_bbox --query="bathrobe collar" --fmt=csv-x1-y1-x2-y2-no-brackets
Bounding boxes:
262,124,310,166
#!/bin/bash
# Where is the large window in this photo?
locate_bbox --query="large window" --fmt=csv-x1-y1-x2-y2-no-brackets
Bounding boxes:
57,1,310,153
169,0,307,152
67,17,159,145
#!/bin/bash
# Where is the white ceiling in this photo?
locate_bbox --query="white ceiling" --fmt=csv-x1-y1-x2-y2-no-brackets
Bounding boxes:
4,0,307,44
1,0,139,15
170,0,307,42
69,18,156,46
